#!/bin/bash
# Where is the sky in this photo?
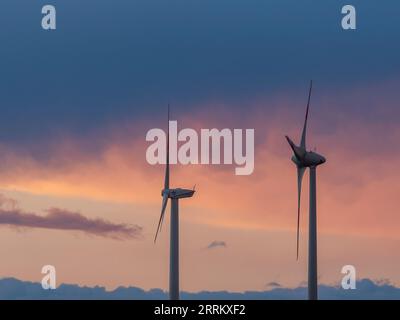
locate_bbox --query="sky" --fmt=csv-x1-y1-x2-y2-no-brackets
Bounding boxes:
0,0,400,297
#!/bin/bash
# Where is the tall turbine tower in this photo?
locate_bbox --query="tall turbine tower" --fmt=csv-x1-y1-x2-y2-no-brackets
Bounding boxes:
154,105,195,300
285,81,326,300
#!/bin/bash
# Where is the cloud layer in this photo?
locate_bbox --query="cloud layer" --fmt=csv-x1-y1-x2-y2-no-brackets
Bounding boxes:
0,195,142,239
0,278,399,300
1,83,400,240
1,1,399,147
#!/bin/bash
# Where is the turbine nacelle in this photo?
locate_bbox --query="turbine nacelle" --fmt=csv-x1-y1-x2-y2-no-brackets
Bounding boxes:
162,188,195,199
303,151,326,167
286,136,326,168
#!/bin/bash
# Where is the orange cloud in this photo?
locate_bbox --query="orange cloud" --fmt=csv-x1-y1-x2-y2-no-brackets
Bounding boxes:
0,89,399,241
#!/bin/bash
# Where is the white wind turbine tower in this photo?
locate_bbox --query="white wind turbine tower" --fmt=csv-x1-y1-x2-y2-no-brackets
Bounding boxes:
154,105,195,300
285,81,326,300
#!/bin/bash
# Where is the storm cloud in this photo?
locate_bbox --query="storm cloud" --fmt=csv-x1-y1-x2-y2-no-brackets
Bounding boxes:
1,0,399,147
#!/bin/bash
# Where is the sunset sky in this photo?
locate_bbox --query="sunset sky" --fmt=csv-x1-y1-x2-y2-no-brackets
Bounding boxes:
0,1,399,293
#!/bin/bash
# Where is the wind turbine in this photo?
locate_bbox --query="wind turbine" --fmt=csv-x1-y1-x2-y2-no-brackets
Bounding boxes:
154,105,195,300
285,81,326,300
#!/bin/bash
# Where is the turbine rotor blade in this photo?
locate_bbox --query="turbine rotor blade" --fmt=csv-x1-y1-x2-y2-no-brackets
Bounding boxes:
300,80,313,149
296,166,306,260
154,193,169,243
285,135,305,160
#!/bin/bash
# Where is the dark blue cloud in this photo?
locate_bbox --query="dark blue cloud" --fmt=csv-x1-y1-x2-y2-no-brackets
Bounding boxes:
1,278,400,299
266,282,282,288
0,194,142,239
207,240,227,249
0,0,399,145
